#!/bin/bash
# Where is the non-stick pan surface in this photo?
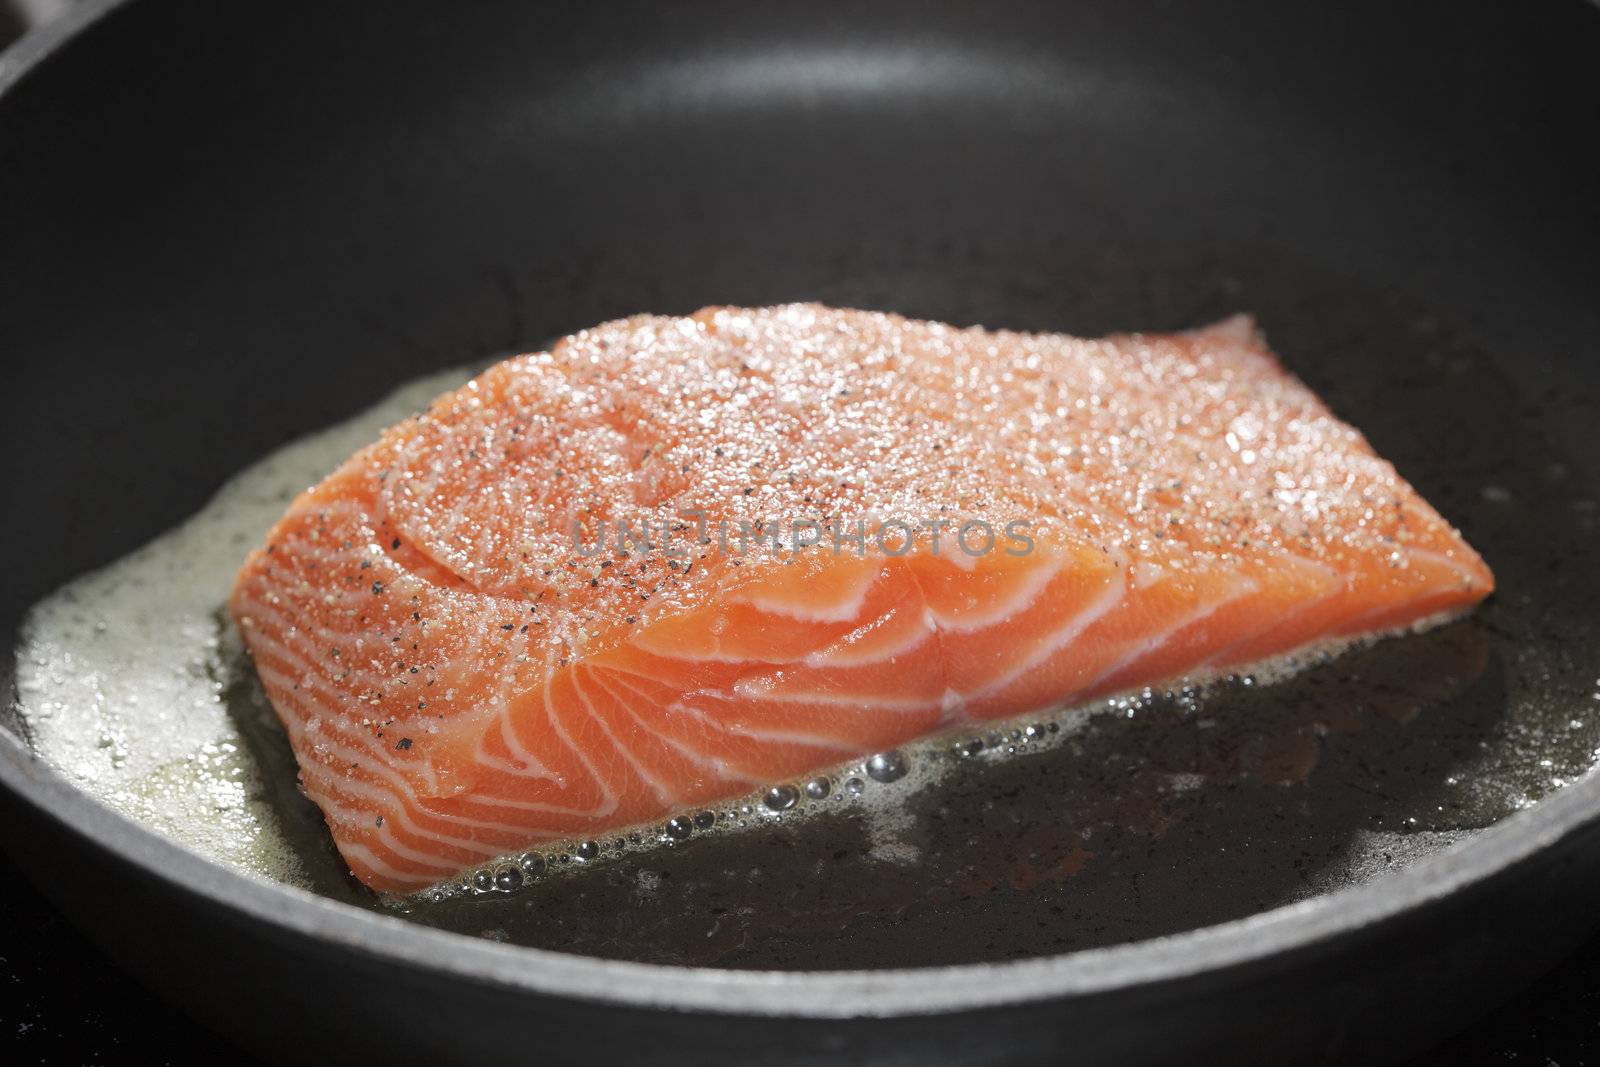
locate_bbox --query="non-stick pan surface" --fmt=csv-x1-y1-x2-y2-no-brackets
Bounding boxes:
2,1,1599,1063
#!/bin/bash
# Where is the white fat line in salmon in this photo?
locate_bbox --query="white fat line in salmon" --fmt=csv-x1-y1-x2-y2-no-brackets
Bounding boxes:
568,513,1037,561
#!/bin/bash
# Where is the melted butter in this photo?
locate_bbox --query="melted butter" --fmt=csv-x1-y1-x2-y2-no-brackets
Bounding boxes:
14,369,473,886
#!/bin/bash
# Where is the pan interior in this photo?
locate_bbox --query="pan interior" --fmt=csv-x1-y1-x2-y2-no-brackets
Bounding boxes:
14,247,1600,969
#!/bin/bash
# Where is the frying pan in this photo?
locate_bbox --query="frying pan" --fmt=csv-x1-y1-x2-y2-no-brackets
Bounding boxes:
3,1,1599,1062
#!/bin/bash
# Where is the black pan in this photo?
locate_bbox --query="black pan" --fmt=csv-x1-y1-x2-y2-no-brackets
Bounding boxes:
3,1,1599,1063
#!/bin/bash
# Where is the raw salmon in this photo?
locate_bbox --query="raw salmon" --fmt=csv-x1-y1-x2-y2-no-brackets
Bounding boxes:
230,305,1493,891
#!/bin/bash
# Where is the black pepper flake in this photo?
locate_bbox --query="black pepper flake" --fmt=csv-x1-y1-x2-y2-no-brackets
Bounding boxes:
500,623,514,631
391,538,401,549
371,581,384,595
396,738,413,750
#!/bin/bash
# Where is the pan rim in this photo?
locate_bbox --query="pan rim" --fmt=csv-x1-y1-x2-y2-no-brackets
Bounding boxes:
0,0,129,96
4,0,1600,1022
4,701,1599,1018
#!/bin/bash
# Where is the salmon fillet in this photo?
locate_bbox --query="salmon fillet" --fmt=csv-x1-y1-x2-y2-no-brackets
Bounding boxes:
230,305,1493,892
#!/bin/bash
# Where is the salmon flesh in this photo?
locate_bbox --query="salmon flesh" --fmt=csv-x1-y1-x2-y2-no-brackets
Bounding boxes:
230,305,1493,891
